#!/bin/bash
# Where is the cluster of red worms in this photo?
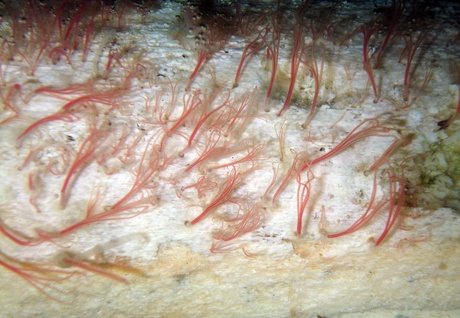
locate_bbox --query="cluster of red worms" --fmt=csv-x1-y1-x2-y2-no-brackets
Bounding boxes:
0,0,458,301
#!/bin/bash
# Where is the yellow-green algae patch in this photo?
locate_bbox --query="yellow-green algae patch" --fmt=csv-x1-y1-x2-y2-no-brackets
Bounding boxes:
406,131,460,212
